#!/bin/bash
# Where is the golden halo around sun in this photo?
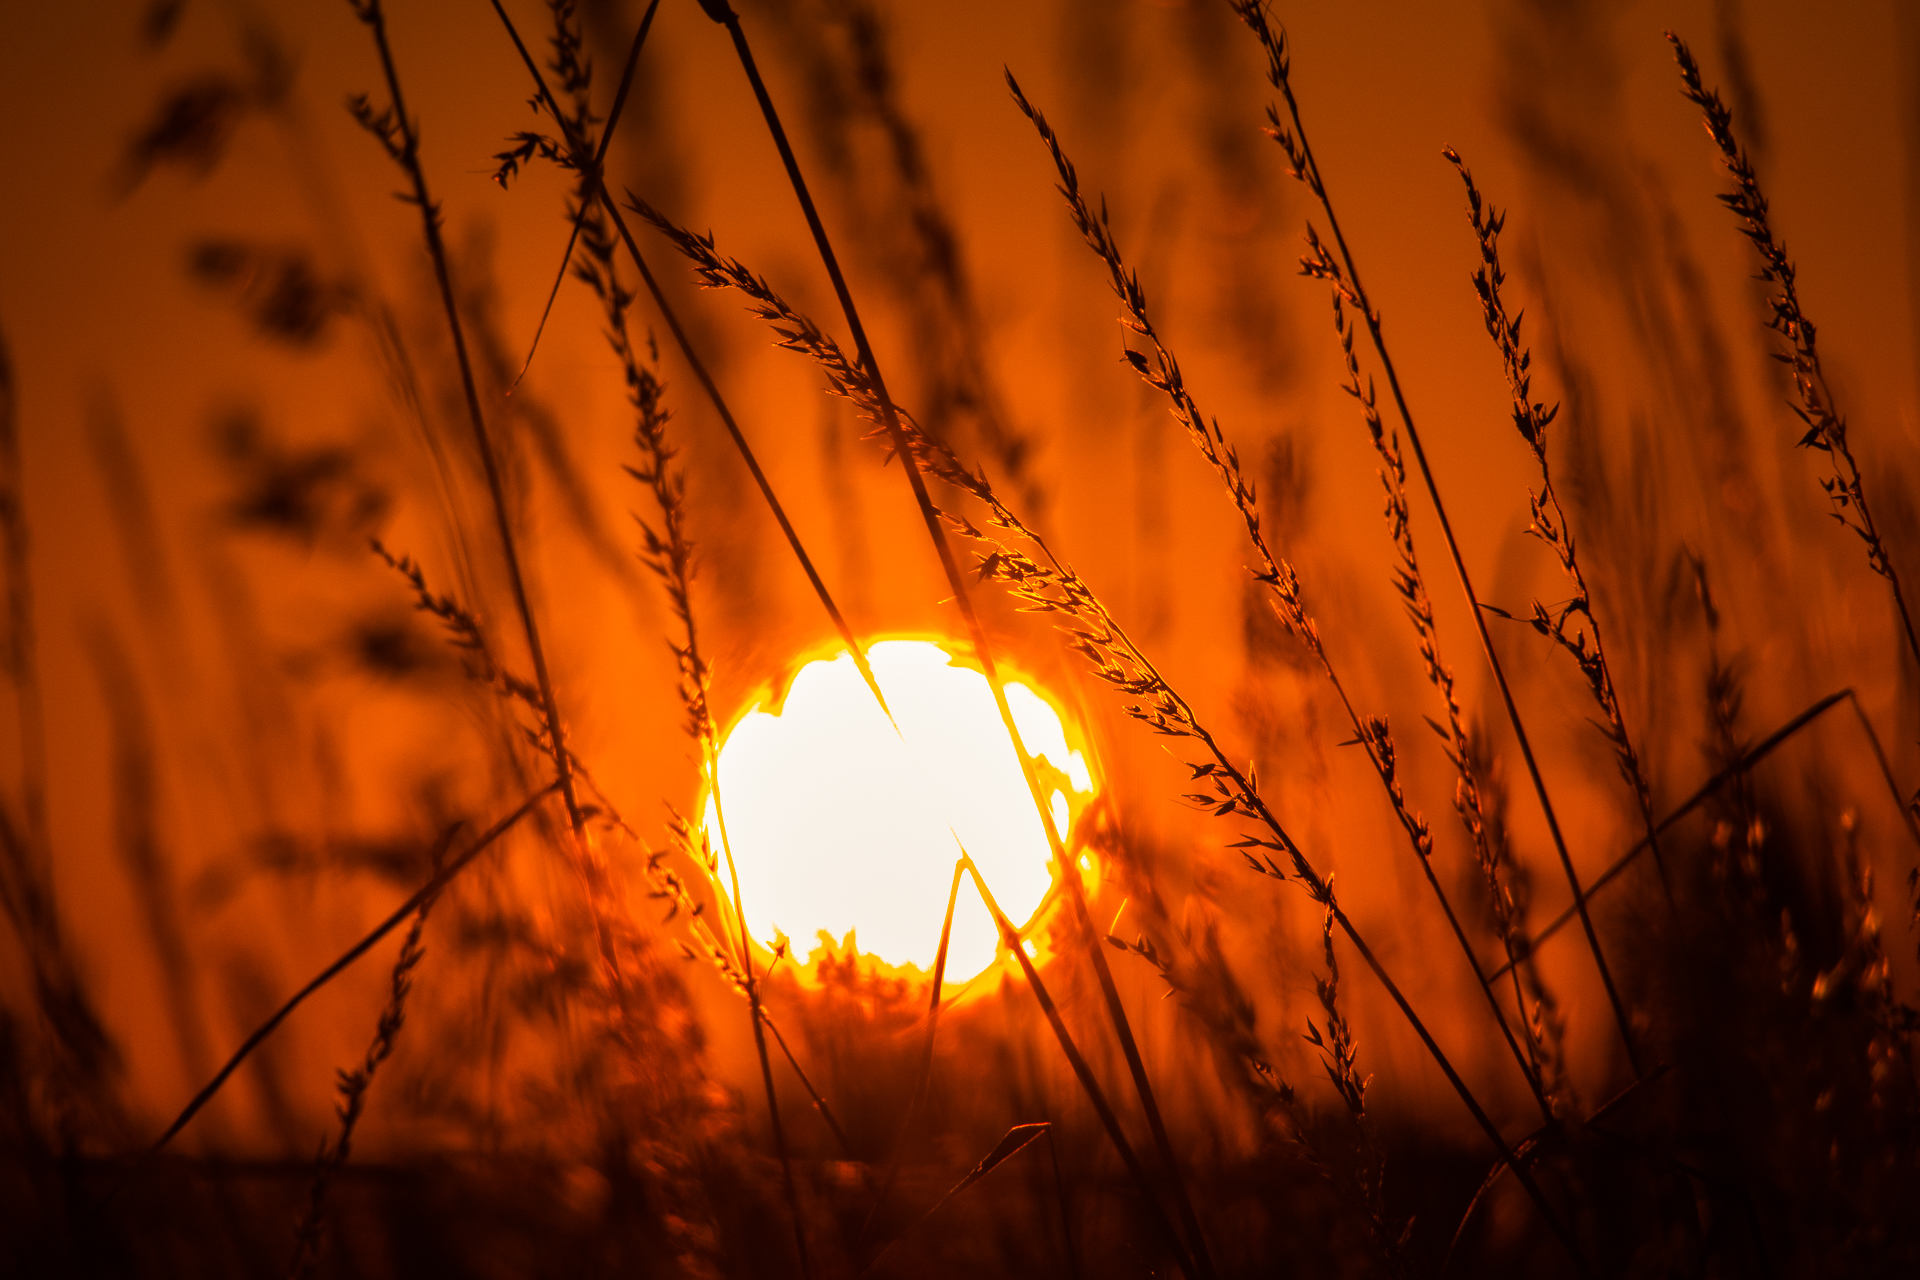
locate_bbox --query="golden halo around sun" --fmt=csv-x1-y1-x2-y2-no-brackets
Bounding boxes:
701,639,1097,986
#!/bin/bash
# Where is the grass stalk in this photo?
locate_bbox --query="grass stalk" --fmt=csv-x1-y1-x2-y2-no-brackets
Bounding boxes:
483,0,895,726
1666,32,1920,674
287,826,456,1279
574,751,854,1154
756,1003,853,1155
697,11,1214,1274
1439,1065,1666,1279
1447,147,1676,909
145,786,557,1160
1228,0,1640,1078
612,186,811,1277
502,0,663,394
1442,148,1678,1080
1006,71,1555,1122
863,1121,1060,1277
345,0,584,838
374,530,627,984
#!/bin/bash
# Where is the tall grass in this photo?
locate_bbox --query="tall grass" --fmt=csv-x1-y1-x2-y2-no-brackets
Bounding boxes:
3,1,1918,1277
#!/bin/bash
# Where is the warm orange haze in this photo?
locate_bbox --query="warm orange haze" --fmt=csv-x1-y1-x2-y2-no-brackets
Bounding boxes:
2,0,1919,1276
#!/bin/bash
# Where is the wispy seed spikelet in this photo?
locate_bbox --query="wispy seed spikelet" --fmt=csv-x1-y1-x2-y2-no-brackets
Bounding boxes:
1008,67,1554,1118
1304,900,1364,1105
344,0,585,840
485,0,895,732
1001,75,1311,644
581,224,769,1011
372,517,839,1144
579,222,710,761
371,541,542,719
288,829,453,1280
490,0,600,191
368,538,634,986
1107,919,1406,1268
1447,148,1675,915
1228,0,1638,1094
602,181,811,1276
1667,32,1920,671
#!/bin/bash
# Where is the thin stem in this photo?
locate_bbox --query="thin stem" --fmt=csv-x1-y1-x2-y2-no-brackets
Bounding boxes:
289,828,456,1280
1447,147,1677,911
1326,902,1588,1275
1667,32,1920,673
758,1002,852,1156
1496,687,1920,977
1008,73,1552,1122
705,12,1213,1275
961,859,1199,1280
712,786,813,1280
483,0,894,726
145,785,557,1159
858,856,965,1251
506,0,663,393
349,0,584,837
1231,3,1638,1075
1440,1066,1666,1279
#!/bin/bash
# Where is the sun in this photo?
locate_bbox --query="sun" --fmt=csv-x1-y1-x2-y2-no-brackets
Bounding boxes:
700,639,1096,986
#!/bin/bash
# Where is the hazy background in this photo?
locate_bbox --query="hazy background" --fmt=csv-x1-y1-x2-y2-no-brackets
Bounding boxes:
1,0,1916,1241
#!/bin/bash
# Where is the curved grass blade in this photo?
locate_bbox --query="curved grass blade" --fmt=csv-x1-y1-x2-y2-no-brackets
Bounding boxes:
143,785,556,1160
862,1122,1053,1275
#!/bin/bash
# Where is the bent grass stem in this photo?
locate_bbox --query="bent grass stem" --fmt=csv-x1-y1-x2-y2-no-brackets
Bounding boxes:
349,0,583,839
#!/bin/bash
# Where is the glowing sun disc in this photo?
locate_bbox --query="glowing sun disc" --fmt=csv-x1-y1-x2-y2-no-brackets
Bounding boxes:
702,640,1094,985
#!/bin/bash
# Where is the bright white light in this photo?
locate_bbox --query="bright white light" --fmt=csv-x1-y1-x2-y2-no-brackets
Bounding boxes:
702,640,1094,985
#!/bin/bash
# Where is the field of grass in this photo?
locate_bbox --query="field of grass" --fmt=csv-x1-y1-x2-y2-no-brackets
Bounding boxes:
2,0,1918,1276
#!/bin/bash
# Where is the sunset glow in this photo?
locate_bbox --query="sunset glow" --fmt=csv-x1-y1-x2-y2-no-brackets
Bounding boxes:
703,640,1094,985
